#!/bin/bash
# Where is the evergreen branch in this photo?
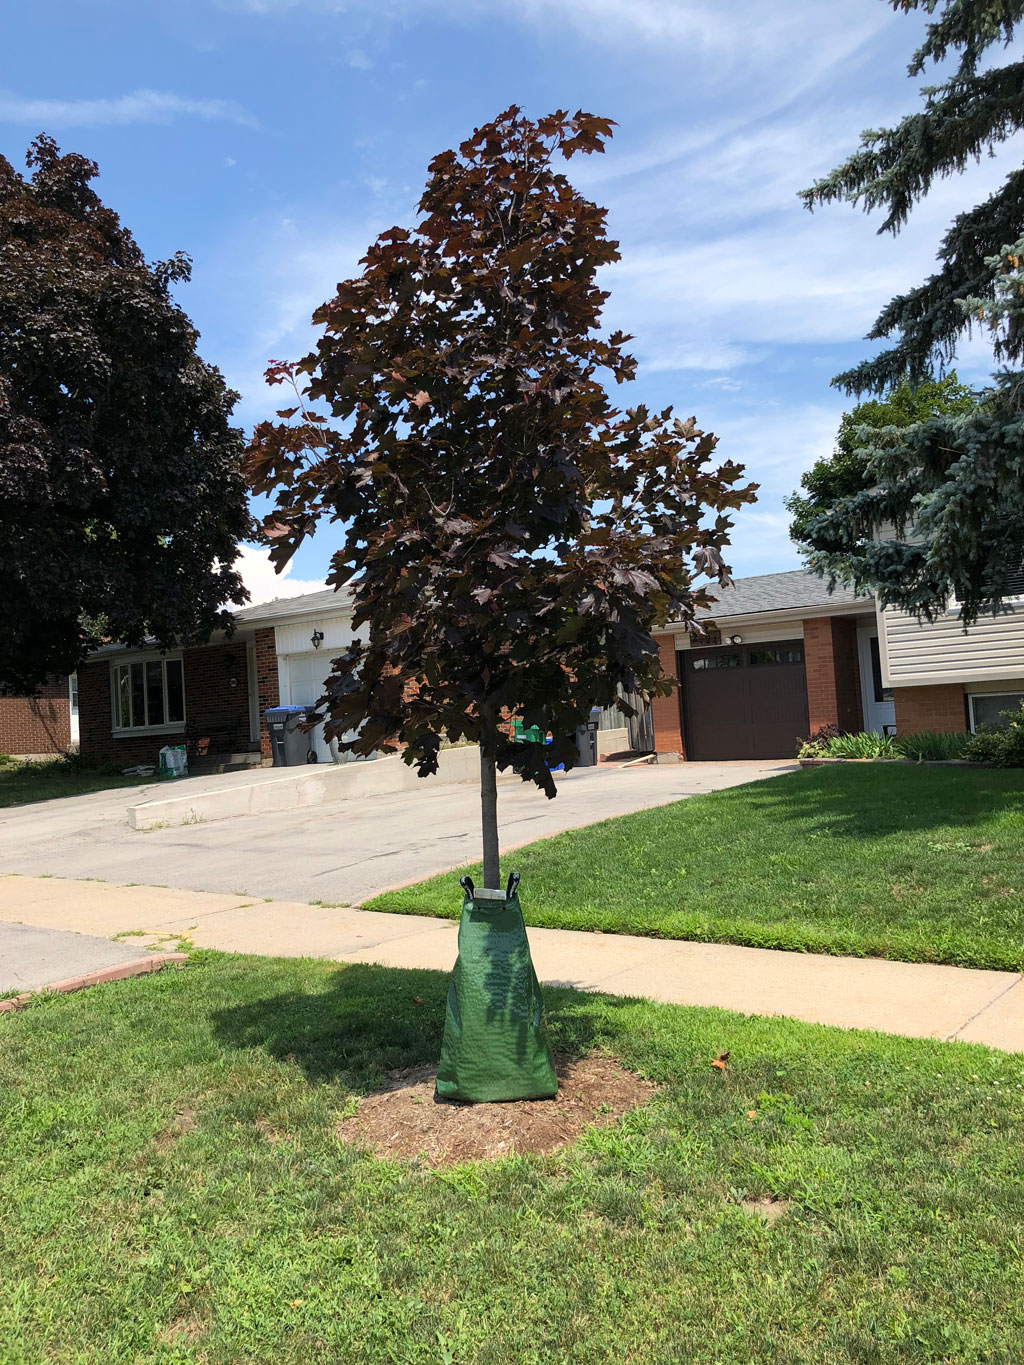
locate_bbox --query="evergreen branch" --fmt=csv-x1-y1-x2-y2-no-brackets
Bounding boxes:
834,168,1024,393
903,0,1023,77
800,61,1024,233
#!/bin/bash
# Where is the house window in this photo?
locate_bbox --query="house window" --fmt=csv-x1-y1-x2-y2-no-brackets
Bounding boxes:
690,652,741,670
748,645,804,666
969,692,1024,732
111,657,185,733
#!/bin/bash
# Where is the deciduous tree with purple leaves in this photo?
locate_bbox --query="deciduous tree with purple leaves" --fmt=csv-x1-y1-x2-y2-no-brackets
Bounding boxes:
247,107,754,888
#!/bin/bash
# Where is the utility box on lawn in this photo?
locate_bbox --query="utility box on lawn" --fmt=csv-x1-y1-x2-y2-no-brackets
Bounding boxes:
265,706,314,767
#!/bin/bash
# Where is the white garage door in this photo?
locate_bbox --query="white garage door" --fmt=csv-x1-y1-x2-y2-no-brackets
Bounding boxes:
284,652,362,763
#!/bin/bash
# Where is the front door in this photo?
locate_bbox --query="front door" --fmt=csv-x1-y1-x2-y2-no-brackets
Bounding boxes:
681,639,809,760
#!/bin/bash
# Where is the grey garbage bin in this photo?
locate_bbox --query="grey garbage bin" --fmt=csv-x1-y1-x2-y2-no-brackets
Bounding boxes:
574,708,601,767
265,706,315,766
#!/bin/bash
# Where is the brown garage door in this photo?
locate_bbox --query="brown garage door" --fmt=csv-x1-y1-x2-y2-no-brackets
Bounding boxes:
680,639,808,761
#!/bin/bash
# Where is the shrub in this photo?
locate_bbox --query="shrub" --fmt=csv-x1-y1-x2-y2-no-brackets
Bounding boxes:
825,731,898,759
895,730,970,762
964,702,1024,767
796,724,844,759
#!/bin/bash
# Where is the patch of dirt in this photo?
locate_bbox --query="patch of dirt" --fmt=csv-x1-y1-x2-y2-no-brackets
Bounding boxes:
335,1054,657,1166
157,1316,205,1346
154,1105,198,1153
740,1194,791,1225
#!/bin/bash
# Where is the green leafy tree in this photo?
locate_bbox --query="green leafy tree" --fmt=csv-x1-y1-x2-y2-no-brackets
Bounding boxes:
786,373,976,577
0,136,249,692
800,0,1024,623
247,107,754,888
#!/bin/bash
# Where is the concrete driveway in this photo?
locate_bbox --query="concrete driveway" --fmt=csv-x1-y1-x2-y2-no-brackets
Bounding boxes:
0,761,795,905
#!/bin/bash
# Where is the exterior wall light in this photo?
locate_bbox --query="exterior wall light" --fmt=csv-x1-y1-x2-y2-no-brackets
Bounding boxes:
311,629,325,650
728,634,743,645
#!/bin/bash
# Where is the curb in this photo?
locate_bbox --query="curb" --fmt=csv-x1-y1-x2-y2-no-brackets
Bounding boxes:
0,952,189,1015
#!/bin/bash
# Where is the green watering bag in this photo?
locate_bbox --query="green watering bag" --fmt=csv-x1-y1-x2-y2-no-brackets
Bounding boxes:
436,873,558,1103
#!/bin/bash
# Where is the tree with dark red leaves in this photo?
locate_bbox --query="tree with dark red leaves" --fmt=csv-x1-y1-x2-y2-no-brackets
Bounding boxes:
247,108,754,887
0,136,249,692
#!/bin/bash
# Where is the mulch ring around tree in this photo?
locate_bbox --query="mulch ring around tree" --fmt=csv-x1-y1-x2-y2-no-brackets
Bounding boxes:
335,1054,657,1166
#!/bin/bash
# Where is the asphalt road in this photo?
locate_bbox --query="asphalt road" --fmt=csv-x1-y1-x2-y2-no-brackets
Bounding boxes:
0,761,795,906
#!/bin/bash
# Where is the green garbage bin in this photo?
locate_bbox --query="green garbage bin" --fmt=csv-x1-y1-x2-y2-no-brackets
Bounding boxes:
436,873,558,1103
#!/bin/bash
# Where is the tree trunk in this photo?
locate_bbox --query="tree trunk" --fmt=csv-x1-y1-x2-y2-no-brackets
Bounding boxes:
479,712,500,889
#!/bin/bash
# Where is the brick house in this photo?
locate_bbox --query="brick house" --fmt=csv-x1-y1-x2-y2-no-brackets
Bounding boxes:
73,568,1024,771
651,568,1024,758
76,589,357,771
0,676,78,758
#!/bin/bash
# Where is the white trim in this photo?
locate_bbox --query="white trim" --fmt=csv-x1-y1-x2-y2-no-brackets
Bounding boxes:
968,690,1024,733
111,722,187,738
856,624,896,735
662,599,871,637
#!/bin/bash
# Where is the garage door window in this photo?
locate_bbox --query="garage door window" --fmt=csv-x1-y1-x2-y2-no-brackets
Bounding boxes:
690,652,741,670
748,645,804,667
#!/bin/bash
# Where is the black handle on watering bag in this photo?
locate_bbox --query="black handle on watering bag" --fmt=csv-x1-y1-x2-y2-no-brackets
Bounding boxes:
506,871,520,898
460,875,474,896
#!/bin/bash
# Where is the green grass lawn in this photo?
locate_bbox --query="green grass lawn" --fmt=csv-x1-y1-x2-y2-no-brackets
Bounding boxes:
1,954,1022,1363
369,766,1024,972
0,759,151,809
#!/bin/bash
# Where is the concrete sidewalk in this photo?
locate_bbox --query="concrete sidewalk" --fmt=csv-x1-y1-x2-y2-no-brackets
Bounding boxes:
3,875,1021,1052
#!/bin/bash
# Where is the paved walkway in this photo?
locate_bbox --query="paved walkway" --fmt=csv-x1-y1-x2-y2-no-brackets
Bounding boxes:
0,921,147,993
2,876,1021,1052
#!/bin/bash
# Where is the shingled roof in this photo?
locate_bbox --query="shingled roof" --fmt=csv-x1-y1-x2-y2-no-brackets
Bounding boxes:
235,586,354,625
232,568,868,630
696,568,869,620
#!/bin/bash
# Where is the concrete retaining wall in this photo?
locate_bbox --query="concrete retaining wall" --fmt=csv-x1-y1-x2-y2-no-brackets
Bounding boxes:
129,743,482,830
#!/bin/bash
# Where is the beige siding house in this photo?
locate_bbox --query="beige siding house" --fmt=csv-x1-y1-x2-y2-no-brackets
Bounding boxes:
878,597,1024,734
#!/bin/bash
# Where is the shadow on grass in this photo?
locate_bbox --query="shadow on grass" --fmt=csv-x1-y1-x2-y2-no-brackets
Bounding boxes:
733,764,1024,840
210,960,637,1091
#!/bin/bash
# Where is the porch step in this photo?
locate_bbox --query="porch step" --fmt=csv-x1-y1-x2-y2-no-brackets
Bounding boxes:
189,752,266,776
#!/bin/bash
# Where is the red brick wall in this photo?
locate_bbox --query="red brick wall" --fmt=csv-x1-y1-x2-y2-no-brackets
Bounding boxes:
79,641,256,767
254,627,281,760
893,683,967,734
804,616,863,733
0,677,71,755
651,633,685,755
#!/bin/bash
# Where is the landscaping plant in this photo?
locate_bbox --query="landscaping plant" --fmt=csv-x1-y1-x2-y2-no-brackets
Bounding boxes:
964,701,1024,766
247,107,753,886
0,138,249,691
247,107,754,1099
895,729,970,762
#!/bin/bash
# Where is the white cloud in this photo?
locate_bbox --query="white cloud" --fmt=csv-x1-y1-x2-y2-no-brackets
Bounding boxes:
234,544,326,605
0,89,257,129
347,48,373,69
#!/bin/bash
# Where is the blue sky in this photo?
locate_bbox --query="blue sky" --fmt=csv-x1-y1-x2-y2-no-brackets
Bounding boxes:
2,0,1013,604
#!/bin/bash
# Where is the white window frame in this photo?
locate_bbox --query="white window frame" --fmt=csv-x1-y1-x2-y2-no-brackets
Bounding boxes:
110,654,186,736
968,691,1024,733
